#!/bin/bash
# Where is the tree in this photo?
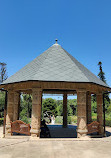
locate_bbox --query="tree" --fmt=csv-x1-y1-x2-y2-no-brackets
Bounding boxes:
56,100,63,116
67,99,77,116
0,91,5,118
91,99,97,113
0,62,8,121
22,94,32,118
92,61,110,111
98,61,106,83
20,94,32,123
0,62,8,83
98,61,110,105
42,98,58,116
107,103,111,114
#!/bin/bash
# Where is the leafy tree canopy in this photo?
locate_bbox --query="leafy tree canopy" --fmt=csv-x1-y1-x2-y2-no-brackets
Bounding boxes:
42,98,58,116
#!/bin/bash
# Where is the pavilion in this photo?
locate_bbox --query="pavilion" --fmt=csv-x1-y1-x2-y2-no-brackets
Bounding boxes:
0,40,110,138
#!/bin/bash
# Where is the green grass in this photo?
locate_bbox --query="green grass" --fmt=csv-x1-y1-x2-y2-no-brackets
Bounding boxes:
55,113,111,127
55,116,77,124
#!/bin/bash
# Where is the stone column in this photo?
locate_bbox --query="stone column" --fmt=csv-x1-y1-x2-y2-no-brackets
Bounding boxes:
30,88,42,137
13,92,20,121
6,91,14,136
77,90,88,138
87,92,92,124
63,92,67,128
97,93,104,135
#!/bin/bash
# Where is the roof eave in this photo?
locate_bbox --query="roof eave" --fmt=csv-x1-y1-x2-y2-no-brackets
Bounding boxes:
0,80,110,91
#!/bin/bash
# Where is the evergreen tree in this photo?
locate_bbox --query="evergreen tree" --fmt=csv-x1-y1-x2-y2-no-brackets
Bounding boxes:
98,61,106,83
92,61,110,109
98,61,110,104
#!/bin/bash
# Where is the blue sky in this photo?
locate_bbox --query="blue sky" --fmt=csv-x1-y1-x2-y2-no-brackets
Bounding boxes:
0,0,111,86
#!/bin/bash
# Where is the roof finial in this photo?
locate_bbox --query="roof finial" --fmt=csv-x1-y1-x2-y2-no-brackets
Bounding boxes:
55,39,58,44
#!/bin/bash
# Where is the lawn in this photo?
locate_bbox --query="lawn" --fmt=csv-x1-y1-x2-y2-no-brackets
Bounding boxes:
55,113,111,127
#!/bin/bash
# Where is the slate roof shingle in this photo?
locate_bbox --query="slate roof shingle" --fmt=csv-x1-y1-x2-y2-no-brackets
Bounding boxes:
2,43,109,88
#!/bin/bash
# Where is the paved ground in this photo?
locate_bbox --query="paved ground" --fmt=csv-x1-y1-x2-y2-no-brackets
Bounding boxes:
0,126,111,158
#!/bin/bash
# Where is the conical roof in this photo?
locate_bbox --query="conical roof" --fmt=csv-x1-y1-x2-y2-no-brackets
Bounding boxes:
2,42,109,88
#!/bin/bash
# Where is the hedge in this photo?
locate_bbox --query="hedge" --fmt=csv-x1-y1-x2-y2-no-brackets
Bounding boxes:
55,116,77,124
0,118,4,126
0,115,111,127
105,118,111,127
55,116,63,124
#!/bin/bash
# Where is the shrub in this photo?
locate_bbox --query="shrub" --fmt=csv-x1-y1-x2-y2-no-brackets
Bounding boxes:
67,116,72,124
20,108,30,124
21,116,30,124
0,118,4,126
105,118,111,127
70,116,77,123
55,115,77,124
55,116,63,124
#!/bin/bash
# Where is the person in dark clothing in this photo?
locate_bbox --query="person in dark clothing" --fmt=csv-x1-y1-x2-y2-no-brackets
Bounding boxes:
40,120,51,138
